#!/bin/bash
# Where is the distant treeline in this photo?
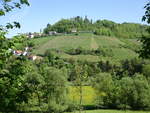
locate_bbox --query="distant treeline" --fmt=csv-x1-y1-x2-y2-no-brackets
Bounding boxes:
43,16,148,38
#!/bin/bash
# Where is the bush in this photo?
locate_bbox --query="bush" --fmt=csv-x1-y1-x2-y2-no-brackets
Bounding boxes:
94,28,113,36
66,102,79,112
143,64,150,78
93,72,150,110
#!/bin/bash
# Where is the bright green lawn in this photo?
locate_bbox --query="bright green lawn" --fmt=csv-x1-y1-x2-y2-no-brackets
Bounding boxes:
68,86,98,105
68,86,149,113
67,110,150,113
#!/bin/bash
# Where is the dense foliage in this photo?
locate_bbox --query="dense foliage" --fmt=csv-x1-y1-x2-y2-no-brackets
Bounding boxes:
44,16,148,38
139,1,150,59
0,0,29,30
1,31,150,113
1,41,150,112
0,0,30,112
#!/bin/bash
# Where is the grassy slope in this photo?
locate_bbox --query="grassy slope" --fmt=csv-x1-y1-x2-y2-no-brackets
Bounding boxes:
33,35,91,54
31,34,139,63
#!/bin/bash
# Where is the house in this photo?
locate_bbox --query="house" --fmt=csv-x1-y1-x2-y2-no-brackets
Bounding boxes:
28,55,37,61
29,34,34,38
48,31,57,35
14,50,23,56
10,46,42,61
25,47,29,51
28,55,43,61
22,51,28,56
33,32,42,38
71,28,77,33
12,46,30,56
13,50,29,56
26,32,42,38
25,33,34,38
36,56,43,60
8,48,12,52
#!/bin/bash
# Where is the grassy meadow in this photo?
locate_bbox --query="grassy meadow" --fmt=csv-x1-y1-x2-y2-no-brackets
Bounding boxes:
68,86,98,106
67,110,150,113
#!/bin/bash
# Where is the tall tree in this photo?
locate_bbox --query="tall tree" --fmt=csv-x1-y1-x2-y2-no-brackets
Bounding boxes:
42,67,68,113
73,64,88,113
139,1,150,59
0,0,30,112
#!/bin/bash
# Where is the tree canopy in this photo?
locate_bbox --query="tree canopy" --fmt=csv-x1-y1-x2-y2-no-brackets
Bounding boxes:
0,0,29,30
139,1,150,59
44,16,148,38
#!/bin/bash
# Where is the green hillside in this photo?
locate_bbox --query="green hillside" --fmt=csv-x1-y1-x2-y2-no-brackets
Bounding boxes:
44,17,148,39
30,33,140,63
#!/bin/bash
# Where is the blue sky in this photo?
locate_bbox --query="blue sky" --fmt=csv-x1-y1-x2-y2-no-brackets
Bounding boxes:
0,0,148,37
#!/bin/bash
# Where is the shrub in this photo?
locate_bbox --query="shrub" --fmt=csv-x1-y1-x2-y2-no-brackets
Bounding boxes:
143,64,150,78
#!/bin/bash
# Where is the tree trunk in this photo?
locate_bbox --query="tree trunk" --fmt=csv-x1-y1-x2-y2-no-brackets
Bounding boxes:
79,84,82,113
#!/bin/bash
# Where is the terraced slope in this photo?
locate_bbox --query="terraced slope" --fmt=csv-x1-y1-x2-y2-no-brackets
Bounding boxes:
30,34,140,63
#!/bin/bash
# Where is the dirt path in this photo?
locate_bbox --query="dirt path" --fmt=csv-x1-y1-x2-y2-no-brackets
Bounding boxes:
91,36,98,50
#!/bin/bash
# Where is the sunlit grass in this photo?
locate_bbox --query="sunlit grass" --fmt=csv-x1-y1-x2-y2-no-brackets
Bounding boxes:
68,86,97,105
66,109,149,113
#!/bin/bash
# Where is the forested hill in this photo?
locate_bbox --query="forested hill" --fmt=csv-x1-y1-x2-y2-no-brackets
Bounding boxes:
44,16,148,38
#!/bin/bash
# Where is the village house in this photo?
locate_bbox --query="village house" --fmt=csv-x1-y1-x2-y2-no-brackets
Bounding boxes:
10,46,30,56
71,28,77,33
48,31,57,35
13,50,23,56
25,33,34,38
28,55,37,61
25,32,42,39
22,51,28,56
25,47,29,51
9,46,42,61
28,55,43,61
29,34,34,38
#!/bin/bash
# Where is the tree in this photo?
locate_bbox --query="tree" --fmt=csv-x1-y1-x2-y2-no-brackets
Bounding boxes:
25,61,45,111
139,34,150,59
42,67,68,113
0,31,14,69
93,73,116,108
0,0,29,30
73,64,88,113
118,76,134,110
139,1,150,59
0,58,32,112
143,64,150,78
118,74,150,110
131,74,150,110
0,0,30,66
0,0,30,112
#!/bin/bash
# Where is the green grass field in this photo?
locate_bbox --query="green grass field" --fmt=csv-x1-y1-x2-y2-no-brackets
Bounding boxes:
31,34,140,63
68,86,98,105
67,110,150,113
68,86,150,113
